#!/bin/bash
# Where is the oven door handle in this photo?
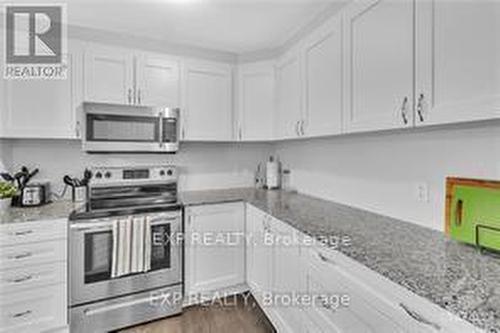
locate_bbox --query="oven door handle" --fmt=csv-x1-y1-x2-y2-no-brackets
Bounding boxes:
70,222,113,231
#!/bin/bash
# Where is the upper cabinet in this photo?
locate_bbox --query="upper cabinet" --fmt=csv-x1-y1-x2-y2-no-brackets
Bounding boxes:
343,0,414,133
237,61,275,141
135,54,180,107
1,39,84,139
84,45,134,105
302,15,343,137
182,60,233,141
415,0,500,126
84,46,180,107
275,49,303,139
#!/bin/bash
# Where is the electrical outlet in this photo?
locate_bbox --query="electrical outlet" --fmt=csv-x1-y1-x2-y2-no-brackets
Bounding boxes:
416,183,429,203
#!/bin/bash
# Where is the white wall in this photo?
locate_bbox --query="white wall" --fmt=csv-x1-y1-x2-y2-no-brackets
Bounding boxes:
274,122,500,231
7,140,271,196
0,140,12,173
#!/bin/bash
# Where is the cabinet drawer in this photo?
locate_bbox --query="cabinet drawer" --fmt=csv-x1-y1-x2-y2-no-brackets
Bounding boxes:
0,262,66,295
0,283,67,333
0,219,67,247
0,239,66,270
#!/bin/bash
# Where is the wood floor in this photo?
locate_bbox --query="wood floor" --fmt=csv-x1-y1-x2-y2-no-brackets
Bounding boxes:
119,294,275,333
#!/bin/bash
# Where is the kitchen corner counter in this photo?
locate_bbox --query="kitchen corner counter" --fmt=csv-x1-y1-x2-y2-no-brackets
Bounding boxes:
182,188,500,331
0,200,81,224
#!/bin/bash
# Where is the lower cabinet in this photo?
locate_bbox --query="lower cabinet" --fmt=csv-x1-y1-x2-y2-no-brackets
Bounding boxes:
245,204,480,333
185,202,245,297
0,219,68,333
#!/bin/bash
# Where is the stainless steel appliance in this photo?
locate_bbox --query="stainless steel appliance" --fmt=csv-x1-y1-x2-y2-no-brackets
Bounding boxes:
21,181,51,206
69,165,183,333
82,102,180,153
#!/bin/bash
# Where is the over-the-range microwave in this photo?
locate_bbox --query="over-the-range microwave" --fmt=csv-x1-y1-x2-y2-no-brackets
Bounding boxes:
82,102,180,153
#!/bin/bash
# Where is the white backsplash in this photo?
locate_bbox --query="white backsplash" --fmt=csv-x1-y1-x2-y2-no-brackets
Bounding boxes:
3,139,272,196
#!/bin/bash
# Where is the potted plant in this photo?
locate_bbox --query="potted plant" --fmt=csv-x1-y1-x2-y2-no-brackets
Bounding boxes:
0,181,17,211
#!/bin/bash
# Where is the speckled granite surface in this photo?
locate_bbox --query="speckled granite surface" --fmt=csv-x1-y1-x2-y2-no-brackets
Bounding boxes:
0,200,81,224
182,188,500,331
2,188,499,330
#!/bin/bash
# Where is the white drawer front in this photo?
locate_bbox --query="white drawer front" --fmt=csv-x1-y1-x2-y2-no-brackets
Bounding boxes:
0,283,67,333
0,239,66,270
0,219,67,247
0,262,66,295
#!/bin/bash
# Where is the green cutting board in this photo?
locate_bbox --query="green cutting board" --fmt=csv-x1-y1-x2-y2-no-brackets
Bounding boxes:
449,185,500,251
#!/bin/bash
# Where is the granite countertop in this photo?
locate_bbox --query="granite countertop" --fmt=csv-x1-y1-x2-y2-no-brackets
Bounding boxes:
2,188,499,330
182,188,500,331
0,200,82,224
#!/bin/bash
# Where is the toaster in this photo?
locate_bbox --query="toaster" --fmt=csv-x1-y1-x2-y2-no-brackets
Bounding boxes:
20,181,51,207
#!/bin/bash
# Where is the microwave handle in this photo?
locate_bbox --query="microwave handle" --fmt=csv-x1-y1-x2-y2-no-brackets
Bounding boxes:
158,111,165,148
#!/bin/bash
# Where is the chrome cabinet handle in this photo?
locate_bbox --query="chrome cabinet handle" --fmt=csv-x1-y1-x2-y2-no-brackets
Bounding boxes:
12,310,32,318
399,303,441,330
9,274,33,283
300,120,305,136
317,252,336,265
127,88,132,104
137,89,142,105
400,96,409,125
416,93,425,122
239,126,242,141
295,121,300,136
75,120,81,138
12,230,33,236
8,252,32,260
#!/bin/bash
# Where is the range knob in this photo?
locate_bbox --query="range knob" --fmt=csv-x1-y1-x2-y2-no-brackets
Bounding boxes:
159,170,166,176
166,169,173,176
95,172,102,179
104,172,112,179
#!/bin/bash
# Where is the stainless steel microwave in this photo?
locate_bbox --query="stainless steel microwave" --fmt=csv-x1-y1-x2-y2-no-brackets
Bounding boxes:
82,102,180,153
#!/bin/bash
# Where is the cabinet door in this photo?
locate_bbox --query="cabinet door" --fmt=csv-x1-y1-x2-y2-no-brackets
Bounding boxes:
136,53,180,107
1,41,83,139
84,45,134,104
185,202,244,295
183,61,233,141
415,0,500,125
303,15,343,137
246,206,273,303
237,62,275,141
344,0,414,133
270,218,304,333
275,50,303,139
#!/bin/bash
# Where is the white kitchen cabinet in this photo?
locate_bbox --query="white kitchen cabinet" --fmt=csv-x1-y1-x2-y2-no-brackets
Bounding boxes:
0,219,68,333
1,39,84,139
275,49,303,139
415,0,500,126
302,15,343,137
136,53,180,107
237,61,275,141
246,205,273,303
344,0,414,133
185,202,245,295
269,217,304,333
182,60,233,141
84,45,135,105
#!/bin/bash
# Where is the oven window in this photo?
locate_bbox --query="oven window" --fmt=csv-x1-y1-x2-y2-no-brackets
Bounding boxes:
84,231,112,283
162,118,177,143
151,224,171,271
87,114,160,142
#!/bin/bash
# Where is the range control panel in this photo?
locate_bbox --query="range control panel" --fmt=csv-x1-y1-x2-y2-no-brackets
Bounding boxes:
89,166,177,186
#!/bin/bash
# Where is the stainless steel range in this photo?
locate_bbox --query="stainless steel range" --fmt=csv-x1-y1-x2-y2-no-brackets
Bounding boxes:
69,165,183,333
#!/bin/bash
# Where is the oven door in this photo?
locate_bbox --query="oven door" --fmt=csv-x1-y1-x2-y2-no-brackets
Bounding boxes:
70,210,182,306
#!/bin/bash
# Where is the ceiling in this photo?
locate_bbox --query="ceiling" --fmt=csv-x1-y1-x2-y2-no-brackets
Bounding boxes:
9,0,345,54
